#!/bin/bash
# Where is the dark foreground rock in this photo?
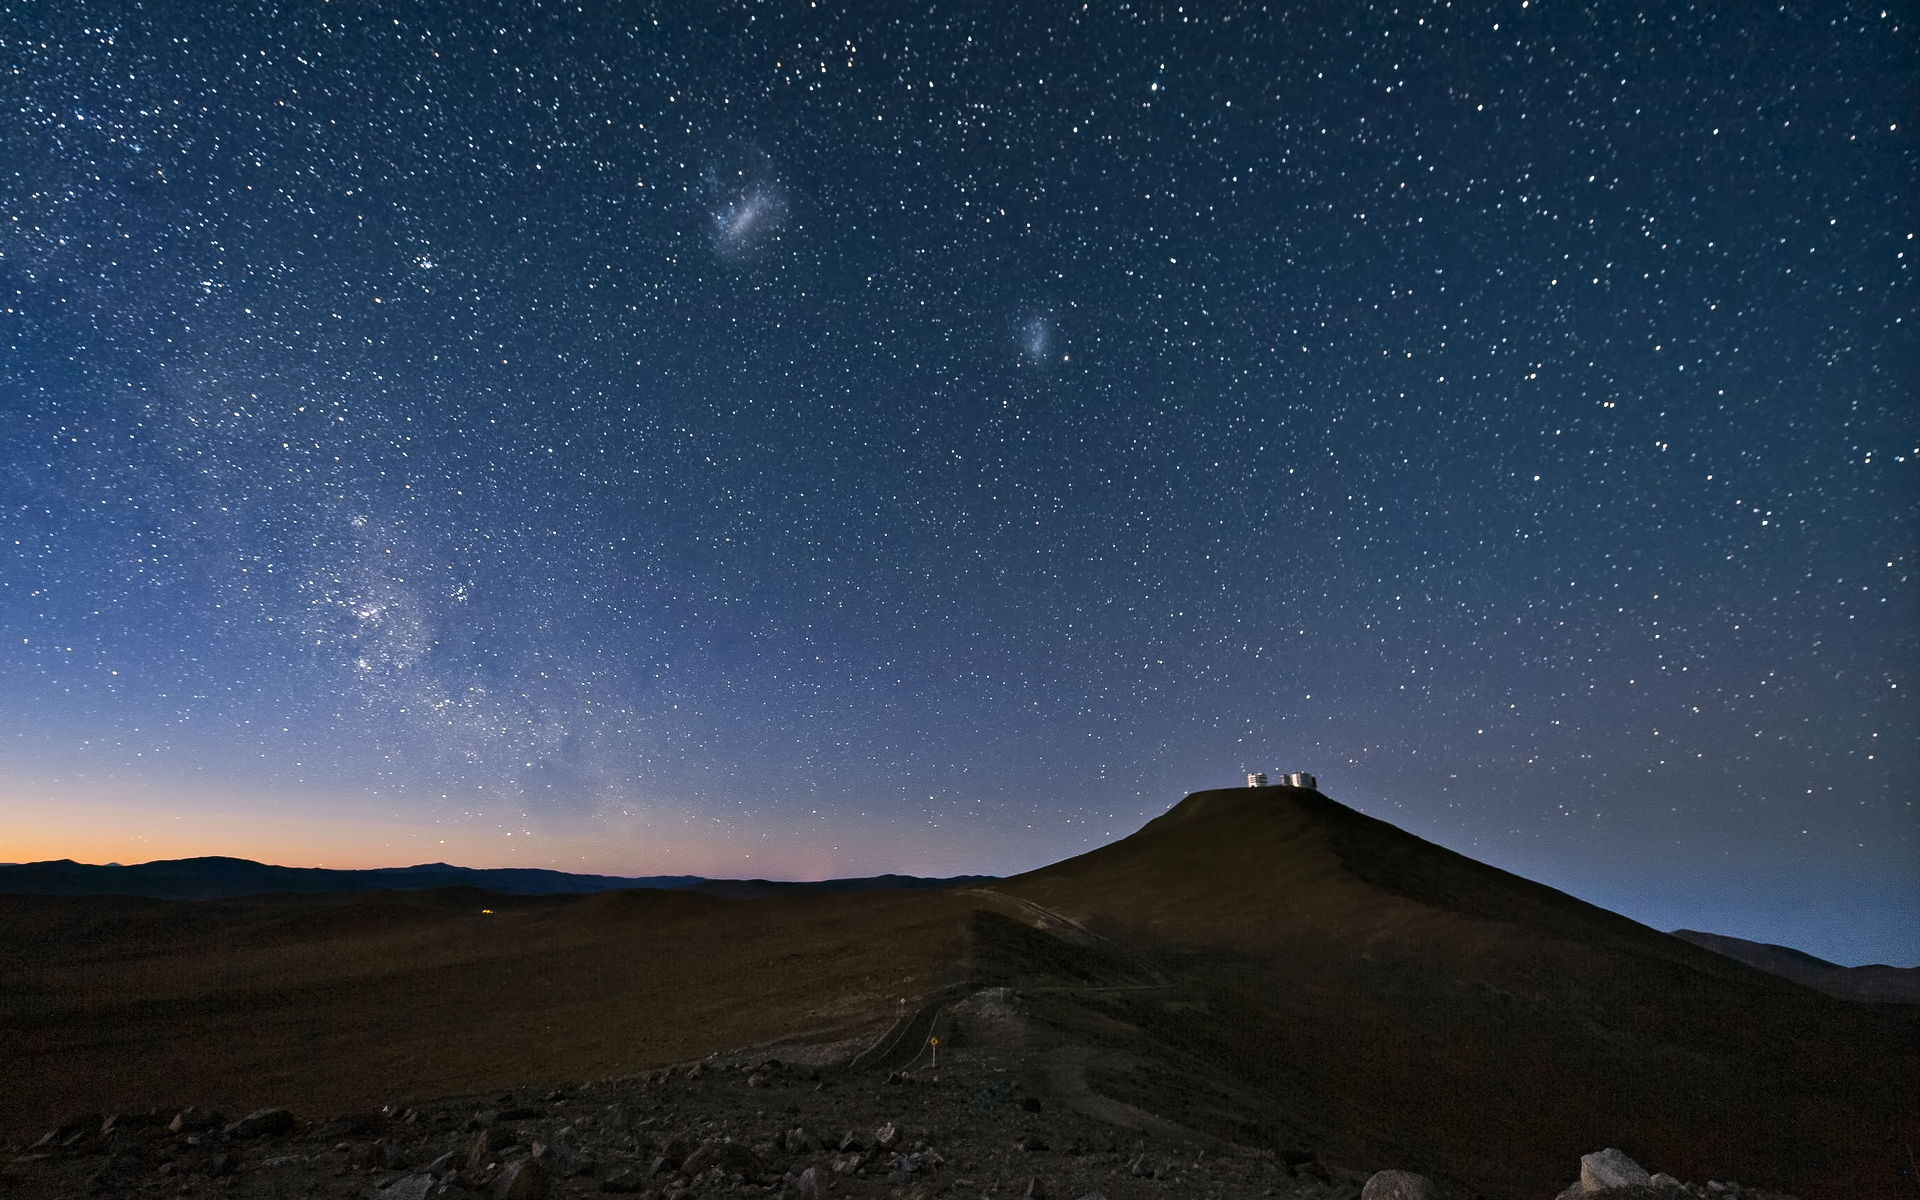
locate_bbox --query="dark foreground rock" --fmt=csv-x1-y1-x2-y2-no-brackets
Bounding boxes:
3,1059,1364,1200
2,1016,1813,1200
1552,1148,1801,1200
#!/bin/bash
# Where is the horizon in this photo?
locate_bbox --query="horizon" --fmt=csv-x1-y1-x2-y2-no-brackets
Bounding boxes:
4,5,1912,975
6,783,1914,969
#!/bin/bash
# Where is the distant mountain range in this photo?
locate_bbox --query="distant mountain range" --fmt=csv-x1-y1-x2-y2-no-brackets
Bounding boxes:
1669,928,1920,1003
4,856,1911,1005
0,855,993,901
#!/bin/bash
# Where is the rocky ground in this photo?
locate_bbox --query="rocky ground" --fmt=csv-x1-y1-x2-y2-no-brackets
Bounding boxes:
2,987,1801,1200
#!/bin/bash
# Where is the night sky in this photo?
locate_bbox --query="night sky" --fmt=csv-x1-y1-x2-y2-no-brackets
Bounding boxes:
4,1,1915,966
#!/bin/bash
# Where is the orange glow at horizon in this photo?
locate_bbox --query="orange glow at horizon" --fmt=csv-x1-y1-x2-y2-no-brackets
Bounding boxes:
0,779,969,879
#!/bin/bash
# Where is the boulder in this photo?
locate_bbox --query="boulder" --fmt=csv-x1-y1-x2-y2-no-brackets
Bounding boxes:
1582,1149,1652,1191
655,1134,691,1168
548,1130,592,1176
47,1111,103,1147
468,1126,517,1172
99,1111,161,1136
318,1109,389,1139
1363,1169,1439,1200
168,1107,224,1135
369,1174,436,1200
226,1107,298,1138
84,1152,141,1194
495,1156,551,1200
680,1139,758,1178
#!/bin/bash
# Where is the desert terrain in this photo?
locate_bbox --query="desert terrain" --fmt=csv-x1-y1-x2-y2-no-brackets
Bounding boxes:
4,788,1915,1200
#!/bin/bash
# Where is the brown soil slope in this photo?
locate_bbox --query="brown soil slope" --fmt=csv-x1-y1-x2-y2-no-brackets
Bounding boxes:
0,884,975,1142
1001,787,1920,1200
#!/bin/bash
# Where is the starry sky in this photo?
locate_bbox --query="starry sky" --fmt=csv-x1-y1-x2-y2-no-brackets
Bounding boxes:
3,1,1915,965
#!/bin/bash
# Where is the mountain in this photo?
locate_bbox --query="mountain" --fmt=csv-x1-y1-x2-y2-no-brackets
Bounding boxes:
3,788,1913,1200
995,787,1919,1199
0,856,989,900
1671,928,1920,1003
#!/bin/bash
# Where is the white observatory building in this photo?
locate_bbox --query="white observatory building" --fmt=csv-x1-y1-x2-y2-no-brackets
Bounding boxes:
1247,770,1316,790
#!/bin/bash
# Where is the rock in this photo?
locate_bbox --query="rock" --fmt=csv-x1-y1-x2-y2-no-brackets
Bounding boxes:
600,1167,645,1193
1015,1134,1049,1152
84,1151,141,1193
680,1139,758,1178
1022,1176,1047,1200
783,1126,813,1154
320,1109,390,1139
1363,1169,1440,1200
1582,1149,1652,1191
168,1107,224,1135
369,1173,436,1200
99,1111,160,1136
495,1156,551,1200
45,1111,102,1148
226,1107,298,1138
792,1165,824,1198
873,1121,900,1150
101,1126,150,1158
468,1126,517,1172
548,1130,592,1176
655,1134,691,1167
1651,1174,1685,1191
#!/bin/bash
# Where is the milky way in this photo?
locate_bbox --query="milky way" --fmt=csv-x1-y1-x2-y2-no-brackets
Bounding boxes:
1,0,1913,963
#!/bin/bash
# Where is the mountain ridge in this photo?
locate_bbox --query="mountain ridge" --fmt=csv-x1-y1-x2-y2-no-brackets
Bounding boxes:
1670,927,1920,1002
0,854,991,900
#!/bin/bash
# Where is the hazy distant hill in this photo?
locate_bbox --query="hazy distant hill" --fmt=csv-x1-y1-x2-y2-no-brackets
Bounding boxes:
1670,928,1920,1002
0,855,990,900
